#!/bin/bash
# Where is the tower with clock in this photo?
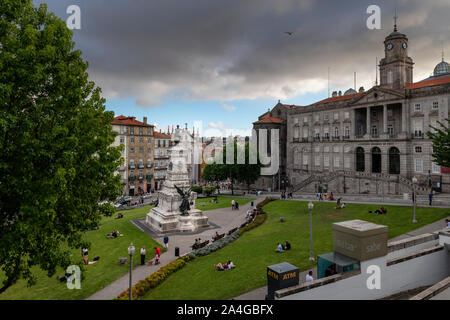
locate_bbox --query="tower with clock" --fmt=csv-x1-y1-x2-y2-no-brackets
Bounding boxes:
379,14,414,90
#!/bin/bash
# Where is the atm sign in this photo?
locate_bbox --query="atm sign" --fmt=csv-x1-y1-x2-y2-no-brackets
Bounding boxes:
282,272,297,280
267,270,279,280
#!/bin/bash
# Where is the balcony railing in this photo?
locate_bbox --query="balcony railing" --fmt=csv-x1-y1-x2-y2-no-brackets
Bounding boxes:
411,132,425,139
128,176,136,181
129,165,136,170
138,164,145,169
146,174,153,180
147,163,152,168
302,137,309,142
313,136,320,142
322,136,330,141
332,136,340,141
343,135,350,140
293,138,299,142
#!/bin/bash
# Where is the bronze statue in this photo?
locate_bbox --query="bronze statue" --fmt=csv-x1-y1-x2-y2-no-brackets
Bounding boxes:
174,184,191,216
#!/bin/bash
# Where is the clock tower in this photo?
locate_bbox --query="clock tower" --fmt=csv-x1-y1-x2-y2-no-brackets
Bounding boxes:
379,16,414,90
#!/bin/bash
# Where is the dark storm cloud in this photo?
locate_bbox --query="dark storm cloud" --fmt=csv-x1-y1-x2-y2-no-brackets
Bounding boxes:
35,0,450,105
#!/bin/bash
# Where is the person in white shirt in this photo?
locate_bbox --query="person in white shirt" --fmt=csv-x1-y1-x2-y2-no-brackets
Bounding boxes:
445,219,450,230
305,271,314,283
231,199,235,210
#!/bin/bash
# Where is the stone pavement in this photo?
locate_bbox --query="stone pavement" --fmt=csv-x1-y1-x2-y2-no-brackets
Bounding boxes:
86,196,262,300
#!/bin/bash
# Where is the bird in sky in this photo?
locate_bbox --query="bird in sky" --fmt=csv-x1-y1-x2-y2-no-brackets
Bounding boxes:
284,32,294,36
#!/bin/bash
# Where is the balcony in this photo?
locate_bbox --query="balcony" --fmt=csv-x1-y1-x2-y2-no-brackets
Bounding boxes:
138,164,145,169
342,135,350,140
155,155,170,159
302,137,309,142
155,165,168,170
129,165,136,170
313,136,321,142
322,136,330,141
138,175,144,181
147,163,152,168
293,138,299,142
146,174,153,180
128,176,136,181
332,136,340,141
411,132,425,139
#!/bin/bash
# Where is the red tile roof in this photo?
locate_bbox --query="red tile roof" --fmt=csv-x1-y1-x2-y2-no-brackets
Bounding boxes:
253,113,285,124
405,75,450,89
154,131,171,139
111,115,153,127
312,92,363,105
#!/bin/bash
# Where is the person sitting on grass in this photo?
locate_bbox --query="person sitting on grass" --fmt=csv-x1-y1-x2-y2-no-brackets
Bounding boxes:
116,213,124,219
444,218,450,230
369,207,387,215
226,260,236,269
214,262,225,271
285,240,291,250
276,242,284,253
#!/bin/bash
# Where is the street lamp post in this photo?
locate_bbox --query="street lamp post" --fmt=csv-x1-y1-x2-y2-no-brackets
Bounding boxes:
412,176,417,223
128,242,135,300
308,201,314,262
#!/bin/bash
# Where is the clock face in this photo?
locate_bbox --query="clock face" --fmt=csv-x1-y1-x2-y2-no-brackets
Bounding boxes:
402,42,407,49
386,43,393,50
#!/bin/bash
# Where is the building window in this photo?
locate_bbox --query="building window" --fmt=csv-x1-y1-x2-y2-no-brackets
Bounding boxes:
344,112,350,120
139,137,144,143
344,156,350,169
139,147,144,154
324,146,329,153
432,162,440,174
334,127,339,137
147,147,151,153
139,127,143,135
148,137,151,143
334,156,340,168
413,119,423,137
303,127,308,138
314,145,320,153
130,137,135,143
130,147,135,154
294,117,299,124
387,109,393,117
333,146,340,153
432,101,439,109
155,140,158,147
356,147,365,172
414,158,423,172
120,136,124,144
387,125,394,136
344,126,350,137
415,146,422,153
414,103,421,112
315,156,320,166
303,117,308,123
371,126,378,136
324,155,329,167
387,71,393,84
130,127,134,134
324,127,329,138
303,155,309,165
324,113,329,121
314,114,319,122
334,113,339,121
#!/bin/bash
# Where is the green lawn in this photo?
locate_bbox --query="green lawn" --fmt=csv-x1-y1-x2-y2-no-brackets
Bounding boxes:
142,200,450,300
196,196,255,211
0,205,161,300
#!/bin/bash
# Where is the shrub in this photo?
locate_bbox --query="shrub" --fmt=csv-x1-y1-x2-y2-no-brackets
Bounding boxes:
188,232,240,258
191,186,203,194
116,255,194,300
203,185,216,196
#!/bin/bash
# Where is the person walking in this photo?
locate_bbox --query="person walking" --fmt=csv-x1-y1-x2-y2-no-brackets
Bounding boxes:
154,247,161,265
140,246,146,265
163,235,169,249
428,192,433,206
235,201,239,210
231,199,235,210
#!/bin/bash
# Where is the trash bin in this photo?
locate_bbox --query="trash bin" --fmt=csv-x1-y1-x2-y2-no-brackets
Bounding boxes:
175,247,180,257
251,201,254,207
266,262,299,300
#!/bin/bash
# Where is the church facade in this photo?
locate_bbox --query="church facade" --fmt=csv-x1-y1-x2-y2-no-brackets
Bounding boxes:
254,26,450,195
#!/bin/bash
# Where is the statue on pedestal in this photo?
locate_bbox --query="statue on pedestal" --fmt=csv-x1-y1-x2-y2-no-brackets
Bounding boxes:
175,184,191,216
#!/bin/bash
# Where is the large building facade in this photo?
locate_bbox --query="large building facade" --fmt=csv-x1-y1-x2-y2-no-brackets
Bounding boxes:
255,26,450,195
153,131,172,190
111,116,155,196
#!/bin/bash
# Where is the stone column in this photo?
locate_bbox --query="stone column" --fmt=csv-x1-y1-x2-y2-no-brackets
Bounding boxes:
401,102,407,135
366,106,371,137
351,109,356,139
383,104,388,134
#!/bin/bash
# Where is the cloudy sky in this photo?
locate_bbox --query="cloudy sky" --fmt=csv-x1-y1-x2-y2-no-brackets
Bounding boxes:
35,0,450,136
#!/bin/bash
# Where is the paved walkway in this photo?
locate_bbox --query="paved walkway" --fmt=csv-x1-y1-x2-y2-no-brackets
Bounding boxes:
86,197,262,300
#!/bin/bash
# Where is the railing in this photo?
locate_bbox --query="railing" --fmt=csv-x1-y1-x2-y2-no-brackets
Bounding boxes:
293,138,299,142
146,175,153,180
314,136,320,142
138,164,145,169
332,136,340,141
129,165,136,170
411,132,425,139
342,135,350,140
302,137,309,142
322,136,330,141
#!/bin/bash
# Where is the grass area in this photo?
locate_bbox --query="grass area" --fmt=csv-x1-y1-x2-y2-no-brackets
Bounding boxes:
196,196,255,211
0,205,161,300
142,200,450,300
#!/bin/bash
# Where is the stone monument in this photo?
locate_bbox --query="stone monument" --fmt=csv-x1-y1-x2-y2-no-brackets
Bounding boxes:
145,127,209,233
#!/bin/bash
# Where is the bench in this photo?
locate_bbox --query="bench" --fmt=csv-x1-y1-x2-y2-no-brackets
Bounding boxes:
227,227,238,235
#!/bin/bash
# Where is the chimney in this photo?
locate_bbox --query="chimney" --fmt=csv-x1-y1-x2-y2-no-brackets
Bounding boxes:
338,90,342,96
332,91,337,97
359,86,365,93
143,117,147,124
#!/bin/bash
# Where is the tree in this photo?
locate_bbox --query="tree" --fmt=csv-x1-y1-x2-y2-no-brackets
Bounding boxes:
0,1,122,293
203,140,261,195
427,119,450,168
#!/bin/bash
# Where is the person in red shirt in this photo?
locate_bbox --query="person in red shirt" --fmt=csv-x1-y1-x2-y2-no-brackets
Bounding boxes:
154,247,161,265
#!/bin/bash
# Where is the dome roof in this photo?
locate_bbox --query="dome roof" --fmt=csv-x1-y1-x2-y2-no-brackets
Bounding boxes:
434,60,450,76
344,88,357,95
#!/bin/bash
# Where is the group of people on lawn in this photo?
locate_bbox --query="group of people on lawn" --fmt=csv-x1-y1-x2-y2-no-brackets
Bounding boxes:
276,241,291,253
214,260,236,271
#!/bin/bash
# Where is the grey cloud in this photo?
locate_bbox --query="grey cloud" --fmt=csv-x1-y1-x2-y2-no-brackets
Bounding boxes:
35,0,450,106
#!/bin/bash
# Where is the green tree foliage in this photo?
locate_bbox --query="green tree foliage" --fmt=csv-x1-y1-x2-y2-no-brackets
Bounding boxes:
202,186,216,197
203,141,261,195
0,1,123,293
427,119,450,168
